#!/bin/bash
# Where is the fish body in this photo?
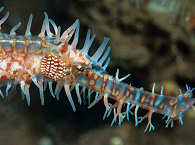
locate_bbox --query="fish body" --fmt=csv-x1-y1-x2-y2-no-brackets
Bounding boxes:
0,6,194,132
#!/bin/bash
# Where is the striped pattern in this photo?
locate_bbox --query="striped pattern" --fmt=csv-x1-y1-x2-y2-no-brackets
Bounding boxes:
82,71,195,132
0,6,194,133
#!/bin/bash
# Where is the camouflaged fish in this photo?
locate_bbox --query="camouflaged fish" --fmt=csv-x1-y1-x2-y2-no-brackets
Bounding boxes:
0,6,194,133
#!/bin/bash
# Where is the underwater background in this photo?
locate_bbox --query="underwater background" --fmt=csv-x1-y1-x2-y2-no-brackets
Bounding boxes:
0,0,195,145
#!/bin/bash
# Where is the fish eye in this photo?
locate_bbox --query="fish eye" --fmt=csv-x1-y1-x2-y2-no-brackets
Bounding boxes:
76,65,85,71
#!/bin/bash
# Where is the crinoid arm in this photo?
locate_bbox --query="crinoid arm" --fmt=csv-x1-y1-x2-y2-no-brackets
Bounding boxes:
0,6,194,133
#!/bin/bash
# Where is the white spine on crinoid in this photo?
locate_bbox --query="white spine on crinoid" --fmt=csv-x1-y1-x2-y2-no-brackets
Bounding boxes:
0,6,111,112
